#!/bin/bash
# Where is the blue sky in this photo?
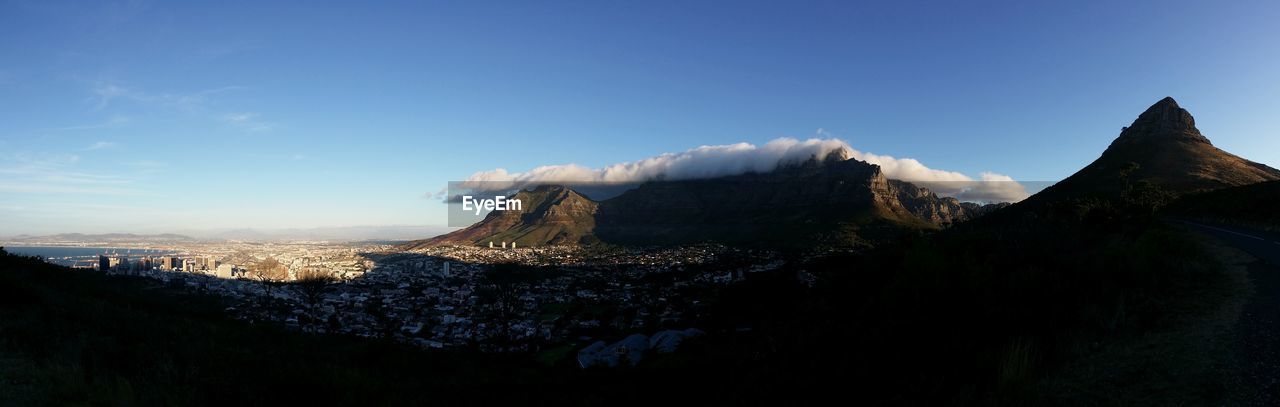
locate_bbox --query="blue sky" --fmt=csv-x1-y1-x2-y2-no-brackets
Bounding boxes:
2,0,1279,235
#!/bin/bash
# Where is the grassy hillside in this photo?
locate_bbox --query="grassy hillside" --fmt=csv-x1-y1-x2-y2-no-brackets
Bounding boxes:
689,192,1243,404
1165,180,1280,231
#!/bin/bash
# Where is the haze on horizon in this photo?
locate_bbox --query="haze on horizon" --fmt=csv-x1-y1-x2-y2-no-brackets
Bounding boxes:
3,0,1279,236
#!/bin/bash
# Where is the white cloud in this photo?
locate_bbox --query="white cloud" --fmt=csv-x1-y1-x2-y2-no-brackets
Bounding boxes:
90,82,243,111
0,152,148,196
224,112,257,123
421,186,449,200
459,137,1029,202
954,172,1031,203
222,112,272,132
846,150,1029,202
84,82,275,133
90,83,129,110
86,141,116,150
52,115,130,131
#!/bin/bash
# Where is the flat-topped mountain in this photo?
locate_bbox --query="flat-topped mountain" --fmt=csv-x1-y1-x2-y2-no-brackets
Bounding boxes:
406,153,1001,249
1031,97,1280,202
411,98,1280,250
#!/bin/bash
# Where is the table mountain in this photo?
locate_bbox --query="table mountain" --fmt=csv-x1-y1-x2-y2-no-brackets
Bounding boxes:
406,151,1000,249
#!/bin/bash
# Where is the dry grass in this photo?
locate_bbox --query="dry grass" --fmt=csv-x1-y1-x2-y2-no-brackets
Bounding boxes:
1027,236,1253,406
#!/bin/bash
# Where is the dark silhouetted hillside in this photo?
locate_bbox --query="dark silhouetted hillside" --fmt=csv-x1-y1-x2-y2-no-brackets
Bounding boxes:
1165,180,1280,231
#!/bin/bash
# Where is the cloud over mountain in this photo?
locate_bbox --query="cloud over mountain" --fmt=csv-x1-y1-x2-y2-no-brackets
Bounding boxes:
459,138,1029,202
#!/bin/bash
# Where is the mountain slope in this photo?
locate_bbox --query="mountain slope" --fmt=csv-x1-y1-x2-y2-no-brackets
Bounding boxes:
592,154,971,246
407,152,997,249
1031,97,1280,202
410,185,599,248
1165,180,1280,232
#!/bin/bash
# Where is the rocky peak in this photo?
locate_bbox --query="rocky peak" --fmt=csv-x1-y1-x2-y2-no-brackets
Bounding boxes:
822,147,852,162
784,147,856,171
1110,97,1210,147
1023,97,1280,204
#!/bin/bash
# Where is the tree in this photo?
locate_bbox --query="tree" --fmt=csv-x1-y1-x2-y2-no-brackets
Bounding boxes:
1122,180,1175,216
364,293,396,338
294,267,336,312
478,262,537,346
252,257,288,297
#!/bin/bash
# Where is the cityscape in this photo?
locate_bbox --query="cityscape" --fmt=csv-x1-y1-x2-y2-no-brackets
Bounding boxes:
12,240,782,365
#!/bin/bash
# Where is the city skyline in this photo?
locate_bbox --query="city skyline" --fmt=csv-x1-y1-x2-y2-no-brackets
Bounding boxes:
4,0,1280,234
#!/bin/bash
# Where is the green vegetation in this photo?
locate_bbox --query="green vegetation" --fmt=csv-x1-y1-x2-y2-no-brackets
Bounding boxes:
1165,180,1280,231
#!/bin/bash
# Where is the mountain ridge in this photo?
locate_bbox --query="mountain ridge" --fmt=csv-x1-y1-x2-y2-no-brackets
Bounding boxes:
407,154,1000,249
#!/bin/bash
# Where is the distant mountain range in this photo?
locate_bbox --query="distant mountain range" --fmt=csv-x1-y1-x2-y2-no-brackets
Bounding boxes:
408,97,1279,250
176,225,457,242
406,149,1006,249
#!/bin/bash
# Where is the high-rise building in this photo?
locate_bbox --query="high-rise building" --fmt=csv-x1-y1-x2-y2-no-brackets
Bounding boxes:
215,264,245,279
99,255,110,272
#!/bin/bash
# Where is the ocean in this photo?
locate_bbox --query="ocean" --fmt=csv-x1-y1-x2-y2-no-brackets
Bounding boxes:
4,246,181,267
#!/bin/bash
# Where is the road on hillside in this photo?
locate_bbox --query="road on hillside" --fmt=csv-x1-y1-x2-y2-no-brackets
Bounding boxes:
1175,219,1280,405
1175,220,1280,266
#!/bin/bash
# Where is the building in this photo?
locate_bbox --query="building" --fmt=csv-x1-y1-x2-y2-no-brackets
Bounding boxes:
215,264,244,279
99,255,110,272
161,257,179,270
